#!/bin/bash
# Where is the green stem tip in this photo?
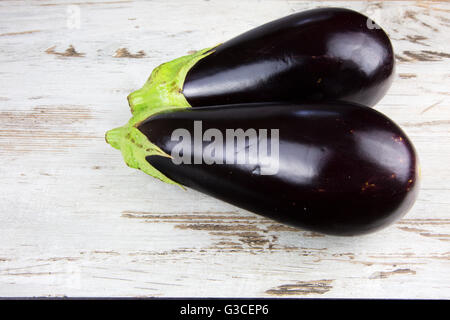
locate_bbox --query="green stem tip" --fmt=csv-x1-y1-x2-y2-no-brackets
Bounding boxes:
127,45,218,115
105,105,188,188
107,45,220,187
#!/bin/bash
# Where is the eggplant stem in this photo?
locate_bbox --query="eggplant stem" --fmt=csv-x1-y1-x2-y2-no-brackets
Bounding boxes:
105,105,187,188
107,45,220,186
127,45,219,115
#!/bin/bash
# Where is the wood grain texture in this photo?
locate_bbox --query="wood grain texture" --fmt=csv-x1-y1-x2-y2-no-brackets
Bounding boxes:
0,0,449,298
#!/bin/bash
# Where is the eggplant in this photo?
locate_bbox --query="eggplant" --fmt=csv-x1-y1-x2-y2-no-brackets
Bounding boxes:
127,7,395,115
106,102,419,236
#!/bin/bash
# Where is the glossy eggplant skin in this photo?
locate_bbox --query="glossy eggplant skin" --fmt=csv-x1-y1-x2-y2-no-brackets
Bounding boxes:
138,102,418,236
183,8,395,108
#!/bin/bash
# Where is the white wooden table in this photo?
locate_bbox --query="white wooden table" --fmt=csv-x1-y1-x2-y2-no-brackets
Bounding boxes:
0,0,449,298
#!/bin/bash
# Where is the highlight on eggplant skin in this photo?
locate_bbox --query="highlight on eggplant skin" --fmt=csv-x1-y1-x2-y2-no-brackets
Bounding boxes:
127,7,396,114
136,102,419,236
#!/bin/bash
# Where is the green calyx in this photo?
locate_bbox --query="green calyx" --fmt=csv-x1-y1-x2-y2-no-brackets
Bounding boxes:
127,46,217,115
105,105,187,188
105,47,218,188
107,45,218,186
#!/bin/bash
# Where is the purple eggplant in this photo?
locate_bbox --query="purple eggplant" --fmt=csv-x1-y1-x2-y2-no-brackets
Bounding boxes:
128,7,395,114
106,102,419,236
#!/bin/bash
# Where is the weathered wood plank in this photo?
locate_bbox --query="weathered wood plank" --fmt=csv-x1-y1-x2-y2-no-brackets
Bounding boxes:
0,0,449,298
